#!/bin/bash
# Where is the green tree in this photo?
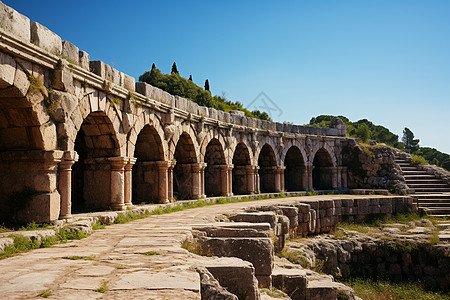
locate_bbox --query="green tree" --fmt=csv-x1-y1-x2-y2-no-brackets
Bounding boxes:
188,75,192,81
204,79,210,91
171,62,179,74
356,123,370,143
402,127,420,153
151,63,156,70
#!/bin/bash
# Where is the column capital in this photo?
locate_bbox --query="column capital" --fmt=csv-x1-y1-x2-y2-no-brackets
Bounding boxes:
109,157,128,170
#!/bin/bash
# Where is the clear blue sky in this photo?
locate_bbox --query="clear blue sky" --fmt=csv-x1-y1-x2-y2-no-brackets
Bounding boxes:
5,0,450,154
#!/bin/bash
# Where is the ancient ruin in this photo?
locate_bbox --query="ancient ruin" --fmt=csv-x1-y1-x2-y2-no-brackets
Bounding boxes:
0,2,349,223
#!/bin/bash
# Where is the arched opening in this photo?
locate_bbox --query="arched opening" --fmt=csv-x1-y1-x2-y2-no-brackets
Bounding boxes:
72,111,120,211
204,139,226,197
0,89,46,221
312,148,334,190
132,125,165,204
284,146,306,191
173,132,197,200
232,143,252,195
258,144,277,193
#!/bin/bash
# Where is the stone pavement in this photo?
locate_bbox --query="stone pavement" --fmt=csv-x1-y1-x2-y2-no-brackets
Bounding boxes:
0,195,401,299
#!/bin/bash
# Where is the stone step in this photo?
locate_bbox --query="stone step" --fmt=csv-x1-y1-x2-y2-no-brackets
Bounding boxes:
404,175,437,179
414,187,450,193
407,183,450,188
402,170,429,175
423,208,450,216
401,166,420,171
415,199,450,204
416,202,450,208
405,179,443,184
415,194,450,199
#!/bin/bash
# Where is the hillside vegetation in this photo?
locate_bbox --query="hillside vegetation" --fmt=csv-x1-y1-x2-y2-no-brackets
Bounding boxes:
139,64,271,121
309,115,450,171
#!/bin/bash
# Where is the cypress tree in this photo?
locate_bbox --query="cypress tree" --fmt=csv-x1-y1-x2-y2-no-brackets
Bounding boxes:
171,62,179,74
188,75,193,81
204,79,210,91
151,63,156,70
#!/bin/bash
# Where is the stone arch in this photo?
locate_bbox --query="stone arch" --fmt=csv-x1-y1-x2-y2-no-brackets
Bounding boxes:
64,91,126,156
254,136,282,166
309,141,337,168
173,131,199,200
127,109,168,161
284,146,306,191
232,142,253,195
199,130,228,164
258,143,278,193
169,122,200,162
0,58,60,222
132,124,166,204
312,147,334,190
204,138,227,196
72,111,121,211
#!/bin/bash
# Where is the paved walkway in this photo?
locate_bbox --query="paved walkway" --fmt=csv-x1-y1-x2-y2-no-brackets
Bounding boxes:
0,195,395,299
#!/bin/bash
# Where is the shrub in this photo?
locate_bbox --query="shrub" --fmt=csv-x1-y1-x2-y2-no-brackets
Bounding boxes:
411,154,428,165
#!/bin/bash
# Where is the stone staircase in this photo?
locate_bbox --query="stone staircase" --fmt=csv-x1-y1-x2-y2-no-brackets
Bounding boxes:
395,156,450,216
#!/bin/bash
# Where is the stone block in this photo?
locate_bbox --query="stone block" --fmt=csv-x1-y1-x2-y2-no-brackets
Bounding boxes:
123,73,135,91
0,52,16,88
272,267,308,300
192,222,270,238
90,61,105,78
79,51,90,70
196,267,238,300
229,212,277,228
295,203,311,214
203,257,260,300
61,40,79,64
16,192,60,222
30,22,62,55
0,2,30,42
0,237,13,252
200,237,274,277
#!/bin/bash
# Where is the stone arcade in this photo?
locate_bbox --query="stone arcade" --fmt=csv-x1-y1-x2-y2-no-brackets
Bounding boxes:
0,2,350,223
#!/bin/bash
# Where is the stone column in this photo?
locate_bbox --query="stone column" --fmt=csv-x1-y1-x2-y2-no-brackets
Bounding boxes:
245,166,255,194
331,167,338,189
341,166,348,189
200,163,206,197
109,157,127,210
168,161,175,202
192,163,205,199
124,157,136,207
156,161,170,203
306,166,314,190
337,166,343,189
58,151,78,219
300,166,308,190
227,164,233,196
275,166,286,192
255,166,260,194
220,165,229,196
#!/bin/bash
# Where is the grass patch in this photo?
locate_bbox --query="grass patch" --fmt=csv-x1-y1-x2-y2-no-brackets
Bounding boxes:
64,255,96,260
38,289,52,298
340,278,450,300
95,281,109,293
181,239,204,256
277,248,309,268
18,221,51,231
92,221,106,230
143,250,159,255
56,227,87,242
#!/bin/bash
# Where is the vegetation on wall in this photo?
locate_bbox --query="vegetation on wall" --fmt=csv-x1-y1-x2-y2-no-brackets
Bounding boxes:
309,115,450,171
138,63,272,121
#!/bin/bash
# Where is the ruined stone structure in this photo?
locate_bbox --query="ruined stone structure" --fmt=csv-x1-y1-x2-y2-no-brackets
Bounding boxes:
0,2,350,223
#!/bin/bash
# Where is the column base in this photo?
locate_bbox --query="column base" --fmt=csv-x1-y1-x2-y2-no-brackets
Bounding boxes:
111,204,126,211
59,214,72,220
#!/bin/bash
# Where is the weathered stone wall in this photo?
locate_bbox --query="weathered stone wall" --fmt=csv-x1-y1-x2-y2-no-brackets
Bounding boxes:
285,234,449,291
343,141,408,193
0,2,355,222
